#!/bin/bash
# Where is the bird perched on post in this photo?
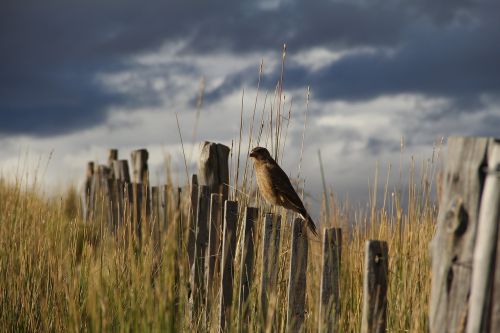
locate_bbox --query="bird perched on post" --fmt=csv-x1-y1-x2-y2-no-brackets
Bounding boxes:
249,146,318,237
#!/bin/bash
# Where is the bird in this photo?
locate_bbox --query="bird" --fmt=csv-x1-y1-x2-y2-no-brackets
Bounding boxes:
249,146,318,237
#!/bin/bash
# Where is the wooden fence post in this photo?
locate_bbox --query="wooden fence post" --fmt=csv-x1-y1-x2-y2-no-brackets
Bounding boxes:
107,148,118,178
206,193,222,325
429,137,490,333
83,161,94,222
219,200,238,332
238,207,258,331
151,186,161,246
131,149,149,184
162,184,170,231
198,141,230,203
130,149,149,242
259,213,281,328
361,240,388,333
318,227,342,333
286,218,309,333
187,174,199,268
173,187,182,332
112,159,130,183
467,141,500,333
190,185,210,326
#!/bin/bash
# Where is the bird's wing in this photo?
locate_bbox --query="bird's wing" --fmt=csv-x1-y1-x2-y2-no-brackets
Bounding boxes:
269,163,306,213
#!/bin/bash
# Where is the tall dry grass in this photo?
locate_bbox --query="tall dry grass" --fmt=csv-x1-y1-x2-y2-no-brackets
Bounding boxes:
0,49,440,332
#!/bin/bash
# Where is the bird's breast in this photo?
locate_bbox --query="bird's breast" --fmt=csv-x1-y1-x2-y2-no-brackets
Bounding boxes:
255,164,280,205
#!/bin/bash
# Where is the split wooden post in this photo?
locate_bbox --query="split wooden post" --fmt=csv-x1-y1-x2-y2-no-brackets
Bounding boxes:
286,218,309,333
130,149,149,242
429,137,491,333
467,141,500,333
173,187,182,332
190,185,210,324
491,213,500,333
107,148,118,178
131,149,149,184
206,193,222,323
238,207,258,331
318,227,342,333
219,200,238,331
198,141,230,203
83,161,95,222
361,240,388,333
161,185,170,230
112,159,130,183
259,214,281,327
187,174,199,269
151,186,161,246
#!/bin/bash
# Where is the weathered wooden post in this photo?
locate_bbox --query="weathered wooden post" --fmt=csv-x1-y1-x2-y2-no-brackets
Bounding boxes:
361,240,388,333
429,137,493,333
189,185,210,325
238,207,258,331
130,149,149,242
318,228,342,333
131,149,149,184
112,159,130,183
82,161,95,222
206,193,222,324
173,187,182,332
467,141,500,333
151,186,161,245
259,213,281,328
107,148,118,178
198,141,230,203
161,184,170,230
286,218,309,333
187,174,199,268
219,200,238,331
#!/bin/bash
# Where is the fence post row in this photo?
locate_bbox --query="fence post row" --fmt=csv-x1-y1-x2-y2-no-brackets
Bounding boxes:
319,227,342,333
286,218,309,333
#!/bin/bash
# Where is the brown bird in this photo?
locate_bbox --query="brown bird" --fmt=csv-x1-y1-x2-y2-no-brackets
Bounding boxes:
249,146,318,237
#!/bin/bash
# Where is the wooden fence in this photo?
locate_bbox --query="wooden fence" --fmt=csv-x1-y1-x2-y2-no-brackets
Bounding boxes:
81,136,500,332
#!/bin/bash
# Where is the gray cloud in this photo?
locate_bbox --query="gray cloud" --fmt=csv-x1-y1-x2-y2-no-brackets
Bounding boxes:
1,0,499,137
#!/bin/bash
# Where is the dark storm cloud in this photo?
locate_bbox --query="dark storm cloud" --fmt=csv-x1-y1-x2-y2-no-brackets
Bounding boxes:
1,0,498,136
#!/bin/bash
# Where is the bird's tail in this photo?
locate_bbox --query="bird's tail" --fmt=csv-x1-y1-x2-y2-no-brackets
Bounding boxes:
300,212,319,237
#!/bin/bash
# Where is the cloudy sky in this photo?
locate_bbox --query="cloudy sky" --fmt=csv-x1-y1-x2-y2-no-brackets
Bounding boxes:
1,0,499,209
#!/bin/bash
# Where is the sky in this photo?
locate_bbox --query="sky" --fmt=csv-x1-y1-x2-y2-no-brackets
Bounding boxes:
1,0,499,212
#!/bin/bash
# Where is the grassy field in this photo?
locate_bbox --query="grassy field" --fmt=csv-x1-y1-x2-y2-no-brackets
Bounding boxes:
0,150,439,332
0,52,440,332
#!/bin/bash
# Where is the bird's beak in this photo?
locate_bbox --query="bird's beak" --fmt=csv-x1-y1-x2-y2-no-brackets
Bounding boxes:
249,151,256,158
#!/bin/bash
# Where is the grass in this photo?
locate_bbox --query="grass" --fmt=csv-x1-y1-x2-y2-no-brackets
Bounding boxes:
0,148,438,332
0,51,440,332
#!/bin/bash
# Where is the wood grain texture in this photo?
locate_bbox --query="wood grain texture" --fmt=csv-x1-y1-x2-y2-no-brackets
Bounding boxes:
198,141,230,203
259,213,281,329
467,140,500,333
219,200,238,331
319,227,342,333
238,207,258,331
361,240,388,333
430,136,489,333
286,218,309,333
